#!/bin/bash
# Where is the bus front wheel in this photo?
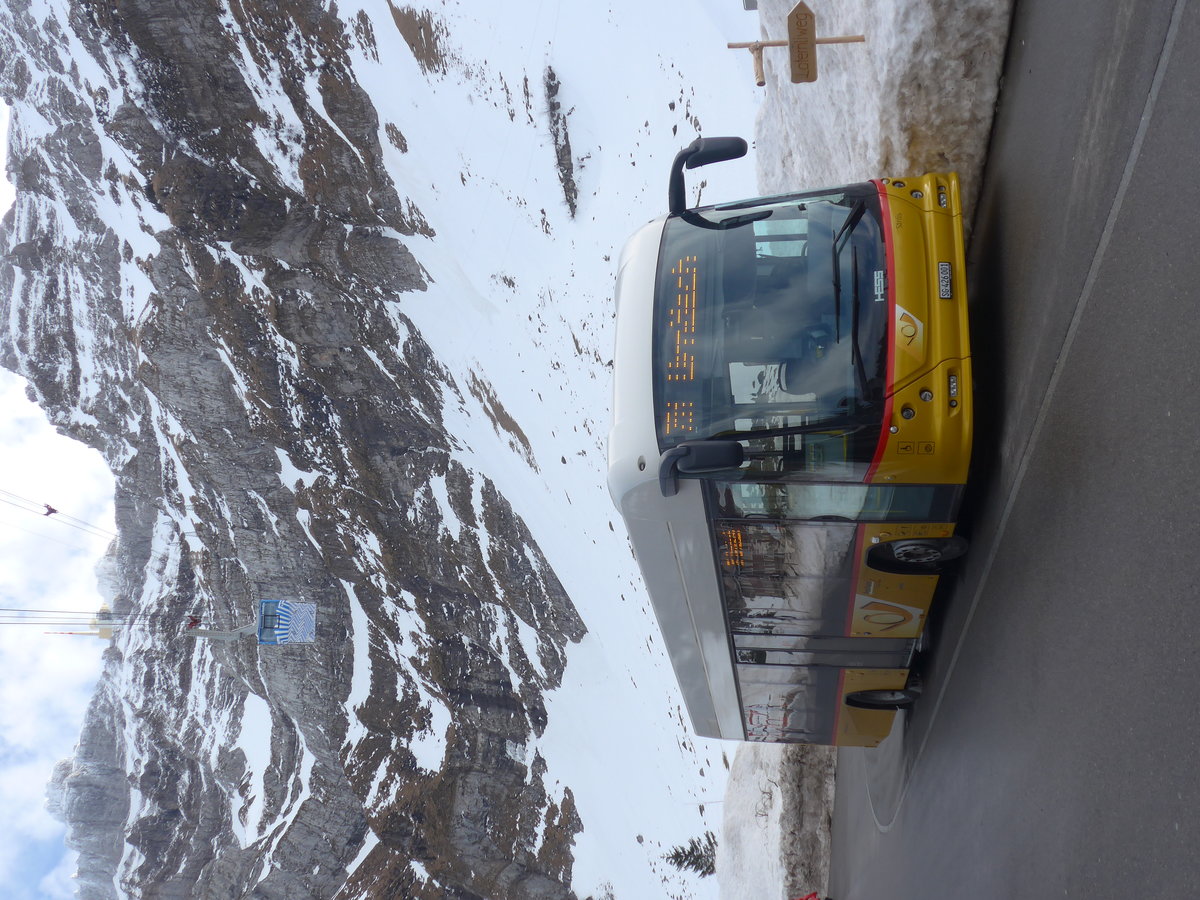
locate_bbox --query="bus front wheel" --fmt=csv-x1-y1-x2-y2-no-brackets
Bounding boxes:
866,536,968,574
845,689,920,711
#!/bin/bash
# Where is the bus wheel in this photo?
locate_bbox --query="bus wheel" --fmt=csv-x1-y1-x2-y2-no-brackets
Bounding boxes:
845,689,920,711
866,536,968,574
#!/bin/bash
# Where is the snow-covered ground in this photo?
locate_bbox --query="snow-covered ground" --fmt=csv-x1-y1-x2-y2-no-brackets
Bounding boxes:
333,3,764,896
718,743,836,900
754,0,1013,217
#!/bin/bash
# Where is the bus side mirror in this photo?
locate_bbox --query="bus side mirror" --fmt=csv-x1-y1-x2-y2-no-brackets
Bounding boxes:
668,136,749,215
659,440,745,497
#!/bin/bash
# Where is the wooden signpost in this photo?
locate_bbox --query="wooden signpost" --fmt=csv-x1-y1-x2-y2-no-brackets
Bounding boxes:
728,1,864,87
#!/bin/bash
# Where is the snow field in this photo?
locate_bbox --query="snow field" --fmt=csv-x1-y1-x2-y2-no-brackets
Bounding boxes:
333,1,764,896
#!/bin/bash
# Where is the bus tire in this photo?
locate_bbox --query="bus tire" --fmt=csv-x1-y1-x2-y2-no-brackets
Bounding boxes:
866,536,968,574
845,689,920,711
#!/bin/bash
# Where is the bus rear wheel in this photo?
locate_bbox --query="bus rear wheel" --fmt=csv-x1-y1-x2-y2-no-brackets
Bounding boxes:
845,688,920,711
866,536,968,574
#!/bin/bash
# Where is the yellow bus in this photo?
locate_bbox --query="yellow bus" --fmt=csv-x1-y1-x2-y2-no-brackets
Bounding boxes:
607,137,972,745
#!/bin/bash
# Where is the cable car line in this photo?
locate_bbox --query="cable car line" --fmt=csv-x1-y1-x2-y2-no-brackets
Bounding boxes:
0,495,115,539
0,606,163,629
0,609,153,619
0,487,116,540
0,517,98,552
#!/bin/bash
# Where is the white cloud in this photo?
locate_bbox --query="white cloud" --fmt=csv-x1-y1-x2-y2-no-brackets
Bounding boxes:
37,850,81,900
0,369,116,888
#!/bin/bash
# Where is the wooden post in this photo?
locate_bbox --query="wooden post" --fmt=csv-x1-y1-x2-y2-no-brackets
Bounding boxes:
727,1,864,87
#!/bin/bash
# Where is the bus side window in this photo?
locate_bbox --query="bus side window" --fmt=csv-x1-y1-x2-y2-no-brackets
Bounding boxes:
716,520,857,640
714,480,955,522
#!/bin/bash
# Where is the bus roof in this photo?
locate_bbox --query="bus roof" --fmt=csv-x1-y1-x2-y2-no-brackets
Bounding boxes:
607,214,744,740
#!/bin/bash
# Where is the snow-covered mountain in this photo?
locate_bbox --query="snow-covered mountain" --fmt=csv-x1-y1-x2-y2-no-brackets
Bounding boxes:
0,0,1009,897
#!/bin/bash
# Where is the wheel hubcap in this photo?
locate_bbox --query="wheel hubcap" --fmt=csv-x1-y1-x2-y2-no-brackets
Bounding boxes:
892,541,941,563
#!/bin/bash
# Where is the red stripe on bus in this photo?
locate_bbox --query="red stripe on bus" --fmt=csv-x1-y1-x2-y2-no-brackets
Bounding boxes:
831,666,847,743
865,181,896,483
846,522,870,634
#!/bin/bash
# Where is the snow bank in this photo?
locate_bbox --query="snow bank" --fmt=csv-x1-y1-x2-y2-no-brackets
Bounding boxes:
754,0,1013,219
718,744,836,900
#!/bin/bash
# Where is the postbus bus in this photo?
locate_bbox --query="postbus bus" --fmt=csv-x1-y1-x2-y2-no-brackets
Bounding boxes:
607,137,972,746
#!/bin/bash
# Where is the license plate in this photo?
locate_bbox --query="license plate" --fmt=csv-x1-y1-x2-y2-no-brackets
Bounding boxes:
937,262,953,299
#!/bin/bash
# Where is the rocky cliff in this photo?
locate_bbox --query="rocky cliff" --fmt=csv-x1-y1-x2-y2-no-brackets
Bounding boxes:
2,1,596,896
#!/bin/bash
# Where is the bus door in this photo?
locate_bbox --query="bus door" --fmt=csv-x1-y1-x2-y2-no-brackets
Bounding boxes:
731,634,913,743
731,632,915,669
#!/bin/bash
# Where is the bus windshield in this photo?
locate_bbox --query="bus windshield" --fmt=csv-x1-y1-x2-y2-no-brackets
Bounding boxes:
653,184,888,481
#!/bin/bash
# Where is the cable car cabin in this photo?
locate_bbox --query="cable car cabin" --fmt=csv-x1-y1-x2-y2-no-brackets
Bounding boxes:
607,137,972,745
256,599,317,645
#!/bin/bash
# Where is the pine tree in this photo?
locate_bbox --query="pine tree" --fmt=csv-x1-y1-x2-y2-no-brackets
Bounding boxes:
664,830,718,877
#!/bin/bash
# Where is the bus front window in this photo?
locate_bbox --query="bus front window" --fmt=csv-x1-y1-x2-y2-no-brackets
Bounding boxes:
654,185,890,481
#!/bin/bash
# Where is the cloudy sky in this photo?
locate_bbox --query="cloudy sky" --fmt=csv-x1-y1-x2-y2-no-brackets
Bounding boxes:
0,101,118,899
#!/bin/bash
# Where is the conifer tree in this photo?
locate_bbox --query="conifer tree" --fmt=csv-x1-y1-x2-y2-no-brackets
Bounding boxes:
664,830,718,877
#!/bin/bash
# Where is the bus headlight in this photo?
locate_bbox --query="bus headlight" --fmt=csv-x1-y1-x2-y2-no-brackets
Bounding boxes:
948,373,959,399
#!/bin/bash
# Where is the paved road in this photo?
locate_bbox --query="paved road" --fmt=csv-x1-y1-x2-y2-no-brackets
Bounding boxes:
829,1,1200,897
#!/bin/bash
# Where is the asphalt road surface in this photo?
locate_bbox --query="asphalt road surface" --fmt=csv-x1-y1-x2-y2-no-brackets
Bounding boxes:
829,1,1200,898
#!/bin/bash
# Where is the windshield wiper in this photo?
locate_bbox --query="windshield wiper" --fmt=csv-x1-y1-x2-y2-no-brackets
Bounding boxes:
679,207,770,231
850,244,871,404
832,199,868,250
721,210,772,229
710,412,879,443
830,199,867,344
